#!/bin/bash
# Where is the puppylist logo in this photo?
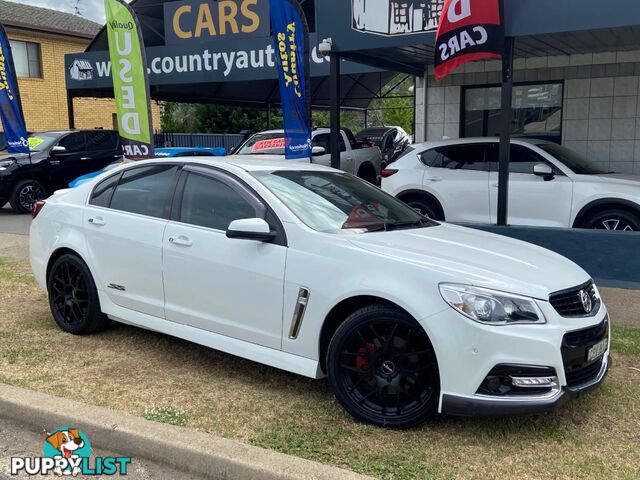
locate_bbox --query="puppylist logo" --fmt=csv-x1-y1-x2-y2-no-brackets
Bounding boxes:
10,427,131,476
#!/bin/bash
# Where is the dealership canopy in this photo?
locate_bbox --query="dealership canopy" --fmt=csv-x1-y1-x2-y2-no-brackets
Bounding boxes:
65,0,395,109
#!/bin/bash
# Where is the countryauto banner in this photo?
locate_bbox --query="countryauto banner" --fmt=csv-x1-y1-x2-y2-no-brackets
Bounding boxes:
434,0,504,80
269,0,312,160
104,0,154,160
0,23,29,155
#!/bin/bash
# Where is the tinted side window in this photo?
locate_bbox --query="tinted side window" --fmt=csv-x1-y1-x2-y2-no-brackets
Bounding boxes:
180,173,258,231
313,134,346,154
58,133,86,153
110,165,178,218
90,174,120,208
420,149,442,167
86,131,118,151
436,145,489,171
509,145,546,174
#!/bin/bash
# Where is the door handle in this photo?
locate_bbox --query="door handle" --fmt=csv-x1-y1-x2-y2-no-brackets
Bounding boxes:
169,235,193,247
81,157,92,161
426,177,443,182
50,160,61,166
88,217,106,226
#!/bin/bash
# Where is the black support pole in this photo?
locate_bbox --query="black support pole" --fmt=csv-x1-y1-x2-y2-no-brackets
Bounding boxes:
329,53,341,170
266,103,272,130
67,91,75,129
497,37,515,226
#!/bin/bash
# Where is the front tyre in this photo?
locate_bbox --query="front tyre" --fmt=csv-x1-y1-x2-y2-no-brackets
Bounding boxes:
10,179,46,214
405,198,439,220
584,209,640,232
327,305,440,429
47,254,109,335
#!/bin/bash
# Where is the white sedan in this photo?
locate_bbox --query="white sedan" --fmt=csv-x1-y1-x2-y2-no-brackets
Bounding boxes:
382,138,640,231
30,157,609,428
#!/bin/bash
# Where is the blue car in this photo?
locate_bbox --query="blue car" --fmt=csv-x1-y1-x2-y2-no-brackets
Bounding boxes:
69,147,227,188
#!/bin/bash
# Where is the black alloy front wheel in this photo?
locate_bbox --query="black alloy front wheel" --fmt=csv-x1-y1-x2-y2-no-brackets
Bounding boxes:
327,305,440,429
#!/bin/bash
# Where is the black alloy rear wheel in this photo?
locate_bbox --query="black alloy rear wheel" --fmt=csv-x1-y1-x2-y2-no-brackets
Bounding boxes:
47,254,109,335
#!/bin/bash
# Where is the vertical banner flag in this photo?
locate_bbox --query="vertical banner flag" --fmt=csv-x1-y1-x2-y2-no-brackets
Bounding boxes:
269,0,312,160
434,0,504,80
104,0,154,160
0,23,29,155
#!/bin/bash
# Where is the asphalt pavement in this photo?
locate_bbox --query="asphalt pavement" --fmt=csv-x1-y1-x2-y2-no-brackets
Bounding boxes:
0,205,31,235
0,417,205,480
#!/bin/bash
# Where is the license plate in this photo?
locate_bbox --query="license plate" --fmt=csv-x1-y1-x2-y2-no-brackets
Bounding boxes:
587,338,608,362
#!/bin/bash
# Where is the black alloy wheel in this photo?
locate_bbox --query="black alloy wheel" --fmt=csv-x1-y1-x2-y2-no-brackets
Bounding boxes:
327,305,440,429
47,254,109,335
10,180,46,214
585,209,640,232
405,199,438,220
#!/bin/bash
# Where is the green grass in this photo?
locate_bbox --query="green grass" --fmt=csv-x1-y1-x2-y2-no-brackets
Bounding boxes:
142,406,189,427
611,326,640,356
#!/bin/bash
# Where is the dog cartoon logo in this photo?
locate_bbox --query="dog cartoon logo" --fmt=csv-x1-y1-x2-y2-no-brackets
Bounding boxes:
44,427,92,476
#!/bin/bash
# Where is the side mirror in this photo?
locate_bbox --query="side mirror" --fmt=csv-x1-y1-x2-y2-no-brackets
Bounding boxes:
533,163,554,180
51,145,67,156
226,218,276,242
312,146,326,157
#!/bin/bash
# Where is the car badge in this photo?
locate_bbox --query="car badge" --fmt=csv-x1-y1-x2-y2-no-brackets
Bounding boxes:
580,290,592,314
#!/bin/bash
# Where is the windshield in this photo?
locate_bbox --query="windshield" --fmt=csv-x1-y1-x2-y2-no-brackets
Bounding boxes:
28,133,61,153
356,132,385,148
538,143,609,175
253,170,435,233
237,133,285,155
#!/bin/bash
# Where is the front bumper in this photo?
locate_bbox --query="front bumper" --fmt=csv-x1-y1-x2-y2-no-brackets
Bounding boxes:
441,354,610,416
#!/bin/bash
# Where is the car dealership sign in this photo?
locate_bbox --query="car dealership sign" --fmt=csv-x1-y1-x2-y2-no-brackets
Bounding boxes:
164,0,270,44
65,34,379,90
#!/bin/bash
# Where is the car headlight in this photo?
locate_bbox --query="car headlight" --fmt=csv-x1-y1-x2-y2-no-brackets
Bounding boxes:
439,284,546,325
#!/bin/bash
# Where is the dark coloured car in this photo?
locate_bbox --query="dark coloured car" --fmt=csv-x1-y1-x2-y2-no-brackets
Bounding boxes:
356,126,411,167
0,130,122,213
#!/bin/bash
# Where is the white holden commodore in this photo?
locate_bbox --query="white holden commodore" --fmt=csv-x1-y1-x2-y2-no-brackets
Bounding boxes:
30,157,610,428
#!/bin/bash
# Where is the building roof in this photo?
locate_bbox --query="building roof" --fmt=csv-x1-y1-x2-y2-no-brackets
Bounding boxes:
0,0,101,39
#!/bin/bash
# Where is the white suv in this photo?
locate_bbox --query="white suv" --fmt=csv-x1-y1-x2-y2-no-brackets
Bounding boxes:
382,138,640,231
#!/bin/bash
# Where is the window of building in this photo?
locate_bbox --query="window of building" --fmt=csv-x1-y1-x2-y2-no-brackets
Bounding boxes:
462,83,563,143
9,40,42,78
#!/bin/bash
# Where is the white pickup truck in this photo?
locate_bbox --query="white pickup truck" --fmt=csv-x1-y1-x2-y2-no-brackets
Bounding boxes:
232,128,382,184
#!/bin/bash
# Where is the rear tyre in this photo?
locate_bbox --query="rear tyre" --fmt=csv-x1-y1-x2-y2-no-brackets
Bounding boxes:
583,209,640,232
404,198,439,220
47,254,109,335
9,179,46,214
327,305,440,429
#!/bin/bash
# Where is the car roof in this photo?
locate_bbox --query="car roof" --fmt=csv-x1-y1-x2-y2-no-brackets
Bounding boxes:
413,137,552,149
143,155,335,173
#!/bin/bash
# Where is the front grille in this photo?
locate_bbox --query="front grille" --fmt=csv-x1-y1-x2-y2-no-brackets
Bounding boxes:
550,281,599,317
564,318,609,347
565,357,604,387
561,317,609,388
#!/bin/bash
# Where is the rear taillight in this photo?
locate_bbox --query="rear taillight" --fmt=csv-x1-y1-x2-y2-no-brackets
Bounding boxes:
32,200,46,219
381,169,399,178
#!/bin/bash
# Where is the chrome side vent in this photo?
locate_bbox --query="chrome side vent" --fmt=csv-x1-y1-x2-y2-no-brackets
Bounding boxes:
288,288,310,340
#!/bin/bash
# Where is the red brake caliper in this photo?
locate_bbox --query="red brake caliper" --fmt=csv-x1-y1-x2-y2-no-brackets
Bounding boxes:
356,342,376,370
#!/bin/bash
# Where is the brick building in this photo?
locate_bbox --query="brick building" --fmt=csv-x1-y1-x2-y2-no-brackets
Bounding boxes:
0,0,160,135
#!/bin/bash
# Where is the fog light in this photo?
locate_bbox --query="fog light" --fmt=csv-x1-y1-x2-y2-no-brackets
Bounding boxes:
511,376,558,388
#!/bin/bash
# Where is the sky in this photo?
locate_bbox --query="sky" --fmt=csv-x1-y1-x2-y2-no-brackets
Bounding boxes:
14,0,112,24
